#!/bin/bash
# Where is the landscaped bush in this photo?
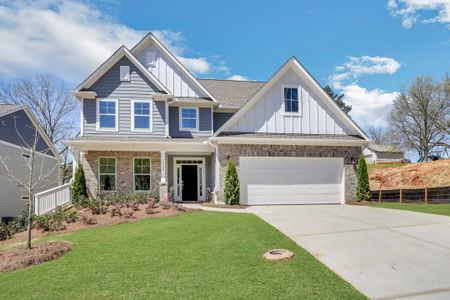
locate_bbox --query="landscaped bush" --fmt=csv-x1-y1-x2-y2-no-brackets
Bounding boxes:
356,154,371,201
0,223,13,241
34,207,67,232
72,165,87,204
224,159,240,205
64,208,79,223
80,213,97,225
98,190,159,206
8,209,32,234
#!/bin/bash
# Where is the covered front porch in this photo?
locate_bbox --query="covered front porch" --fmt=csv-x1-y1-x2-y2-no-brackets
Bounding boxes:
66,137,215,202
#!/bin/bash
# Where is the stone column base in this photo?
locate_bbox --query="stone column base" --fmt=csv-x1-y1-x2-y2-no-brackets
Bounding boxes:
159,182,169,203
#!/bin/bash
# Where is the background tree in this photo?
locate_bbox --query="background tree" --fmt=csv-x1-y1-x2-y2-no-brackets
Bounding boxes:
0,74,77,181
223,159,240,205
323,85,352,114
367,126,388,145
72,165,87,203
356,155,371,201
388,75,449,161
0,119,58,249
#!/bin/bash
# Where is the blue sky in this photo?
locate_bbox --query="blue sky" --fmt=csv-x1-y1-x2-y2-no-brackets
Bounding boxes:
0,0,449,139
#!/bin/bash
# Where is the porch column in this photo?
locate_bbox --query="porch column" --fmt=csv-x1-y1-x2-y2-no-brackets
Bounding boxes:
72,148,79,180
159,151,169,202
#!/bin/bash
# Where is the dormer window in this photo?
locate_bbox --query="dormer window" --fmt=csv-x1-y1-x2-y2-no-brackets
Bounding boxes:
179,107,199,131
120,65,130,81
282,85,300,114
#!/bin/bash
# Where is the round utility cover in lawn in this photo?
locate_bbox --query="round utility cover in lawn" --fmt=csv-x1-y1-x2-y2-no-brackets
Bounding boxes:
263,249,294,261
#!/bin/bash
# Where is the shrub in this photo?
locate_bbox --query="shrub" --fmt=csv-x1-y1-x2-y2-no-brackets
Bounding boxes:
356,154,371,201
34,208,66,232
9,209,32,234
80,214,97,225
98,190,159,206
0,223,13,241
224,159,240,205
72,165,87,204
110,205,122,217
64,208,78,223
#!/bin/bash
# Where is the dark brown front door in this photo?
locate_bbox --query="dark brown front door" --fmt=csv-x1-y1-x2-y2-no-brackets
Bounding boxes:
182,165,198,201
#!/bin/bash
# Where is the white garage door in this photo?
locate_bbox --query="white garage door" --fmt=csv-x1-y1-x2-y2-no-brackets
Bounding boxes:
240,157,344,205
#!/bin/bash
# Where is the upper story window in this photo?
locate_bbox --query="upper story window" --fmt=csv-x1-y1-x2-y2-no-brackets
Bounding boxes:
132,100,152,131
283,86,300,114
179,107,199,131
97,99,118,131
120,65,130,81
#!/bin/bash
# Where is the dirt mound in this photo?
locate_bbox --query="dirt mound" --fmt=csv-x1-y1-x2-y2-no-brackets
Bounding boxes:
369,159,450,190
0,241,71,272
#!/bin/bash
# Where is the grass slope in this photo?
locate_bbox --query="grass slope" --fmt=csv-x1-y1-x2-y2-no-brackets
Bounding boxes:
373,203,450,217
0,212,365,299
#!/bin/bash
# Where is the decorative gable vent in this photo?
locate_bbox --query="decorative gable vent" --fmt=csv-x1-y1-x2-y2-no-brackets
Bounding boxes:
120,65,130,81
146,52,156,67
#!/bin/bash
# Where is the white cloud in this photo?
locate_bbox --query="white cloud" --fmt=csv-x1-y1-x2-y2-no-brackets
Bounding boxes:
330,56,401,89
342,85,399,128
330,55,401,128
227,75,250,81
388,0,450,28
0,0,234,84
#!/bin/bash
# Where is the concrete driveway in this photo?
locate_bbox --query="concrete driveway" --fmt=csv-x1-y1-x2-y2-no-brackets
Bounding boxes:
248,205,450,300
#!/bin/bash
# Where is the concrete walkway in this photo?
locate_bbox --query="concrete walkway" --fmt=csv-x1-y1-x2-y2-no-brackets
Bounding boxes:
247,205,450,300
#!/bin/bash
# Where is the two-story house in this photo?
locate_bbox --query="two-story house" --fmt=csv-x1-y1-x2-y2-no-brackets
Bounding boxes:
0,105,59,221
65,32,369,205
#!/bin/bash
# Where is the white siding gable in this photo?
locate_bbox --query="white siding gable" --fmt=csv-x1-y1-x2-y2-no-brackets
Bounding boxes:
229,68,354,135
135,43,206,98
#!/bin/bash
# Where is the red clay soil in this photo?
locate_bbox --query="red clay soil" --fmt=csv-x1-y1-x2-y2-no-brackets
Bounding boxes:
369,159,450,190
0,241,71,272
1,204,194,247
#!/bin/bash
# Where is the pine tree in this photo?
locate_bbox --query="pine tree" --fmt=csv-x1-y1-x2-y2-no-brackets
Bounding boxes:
356,155,371,201
224,159,240,205
72,165,87,203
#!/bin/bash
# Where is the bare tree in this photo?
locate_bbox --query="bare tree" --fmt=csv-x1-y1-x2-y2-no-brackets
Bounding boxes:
0,118,58,249
367,126,388,145
389,75,450,161
0,74,77,181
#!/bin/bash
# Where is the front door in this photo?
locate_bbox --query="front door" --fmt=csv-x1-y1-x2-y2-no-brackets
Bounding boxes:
182,165,198,201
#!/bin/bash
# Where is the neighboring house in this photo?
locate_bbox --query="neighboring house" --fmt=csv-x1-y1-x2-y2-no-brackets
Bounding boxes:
363,143,404,164
65,32,369,205
0,105,59,222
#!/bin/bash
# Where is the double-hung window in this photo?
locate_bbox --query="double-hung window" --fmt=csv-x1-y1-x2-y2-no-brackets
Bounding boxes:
283,86,299,114
134,158,151,191
99,157,116,191
179,107,198,131
132,100,152,131
98,99,117,130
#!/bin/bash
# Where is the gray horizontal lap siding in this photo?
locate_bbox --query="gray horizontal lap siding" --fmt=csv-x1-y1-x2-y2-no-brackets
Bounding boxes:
213,112,234,132
82,55,166,136
169,107,212,137
83,100,166,136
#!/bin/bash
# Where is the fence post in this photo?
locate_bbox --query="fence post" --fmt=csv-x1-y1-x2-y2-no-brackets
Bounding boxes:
399,189,403,204
378,190,381,203
424,187,428,204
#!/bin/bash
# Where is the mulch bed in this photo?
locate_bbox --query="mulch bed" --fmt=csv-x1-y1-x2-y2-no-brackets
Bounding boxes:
1,203,195,246
202,202,247,209
0,241,71,273
347,200,375,206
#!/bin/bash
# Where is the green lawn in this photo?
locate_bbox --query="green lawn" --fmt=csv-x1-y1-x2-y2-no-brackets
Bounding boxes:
373,203,450,217
0,212,365,299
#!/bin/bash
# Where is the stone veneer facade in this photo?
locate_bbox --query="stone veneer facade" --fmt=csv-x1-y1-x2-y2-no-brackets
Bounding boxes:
81,151,161,199
216,144,361,203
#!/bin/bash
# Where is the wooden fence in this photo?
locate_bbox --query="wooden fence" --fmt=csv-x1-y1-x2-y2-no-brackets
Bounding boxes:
370,186,450,204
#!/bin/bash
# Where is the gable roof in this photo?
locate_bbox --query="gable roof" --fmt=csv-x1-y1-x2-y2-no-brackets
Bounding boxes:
366,143,403,153
131,32,217,102
198,79,264,109
214,57,370,140
0,105,59,158
74,46,169,94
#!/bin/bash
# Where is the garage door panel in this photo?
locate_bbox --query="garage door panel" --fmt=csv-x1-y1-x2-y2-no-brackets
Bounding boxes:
240,157,343,205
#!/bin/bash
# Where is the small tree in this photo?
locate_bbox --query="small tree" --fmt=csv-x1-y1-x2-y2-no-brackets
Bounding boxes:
72,165,87,203
224,160,240,205
356,155,371,201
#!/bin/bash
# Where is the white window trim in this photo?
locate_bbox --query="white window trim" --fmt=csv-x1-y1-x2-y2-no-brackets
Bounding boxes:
131,99,153,132
120,65,130,82
96,99,119,131
179,107,199,131
281,84,302,116
133,157,152,192
98,156,117,192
